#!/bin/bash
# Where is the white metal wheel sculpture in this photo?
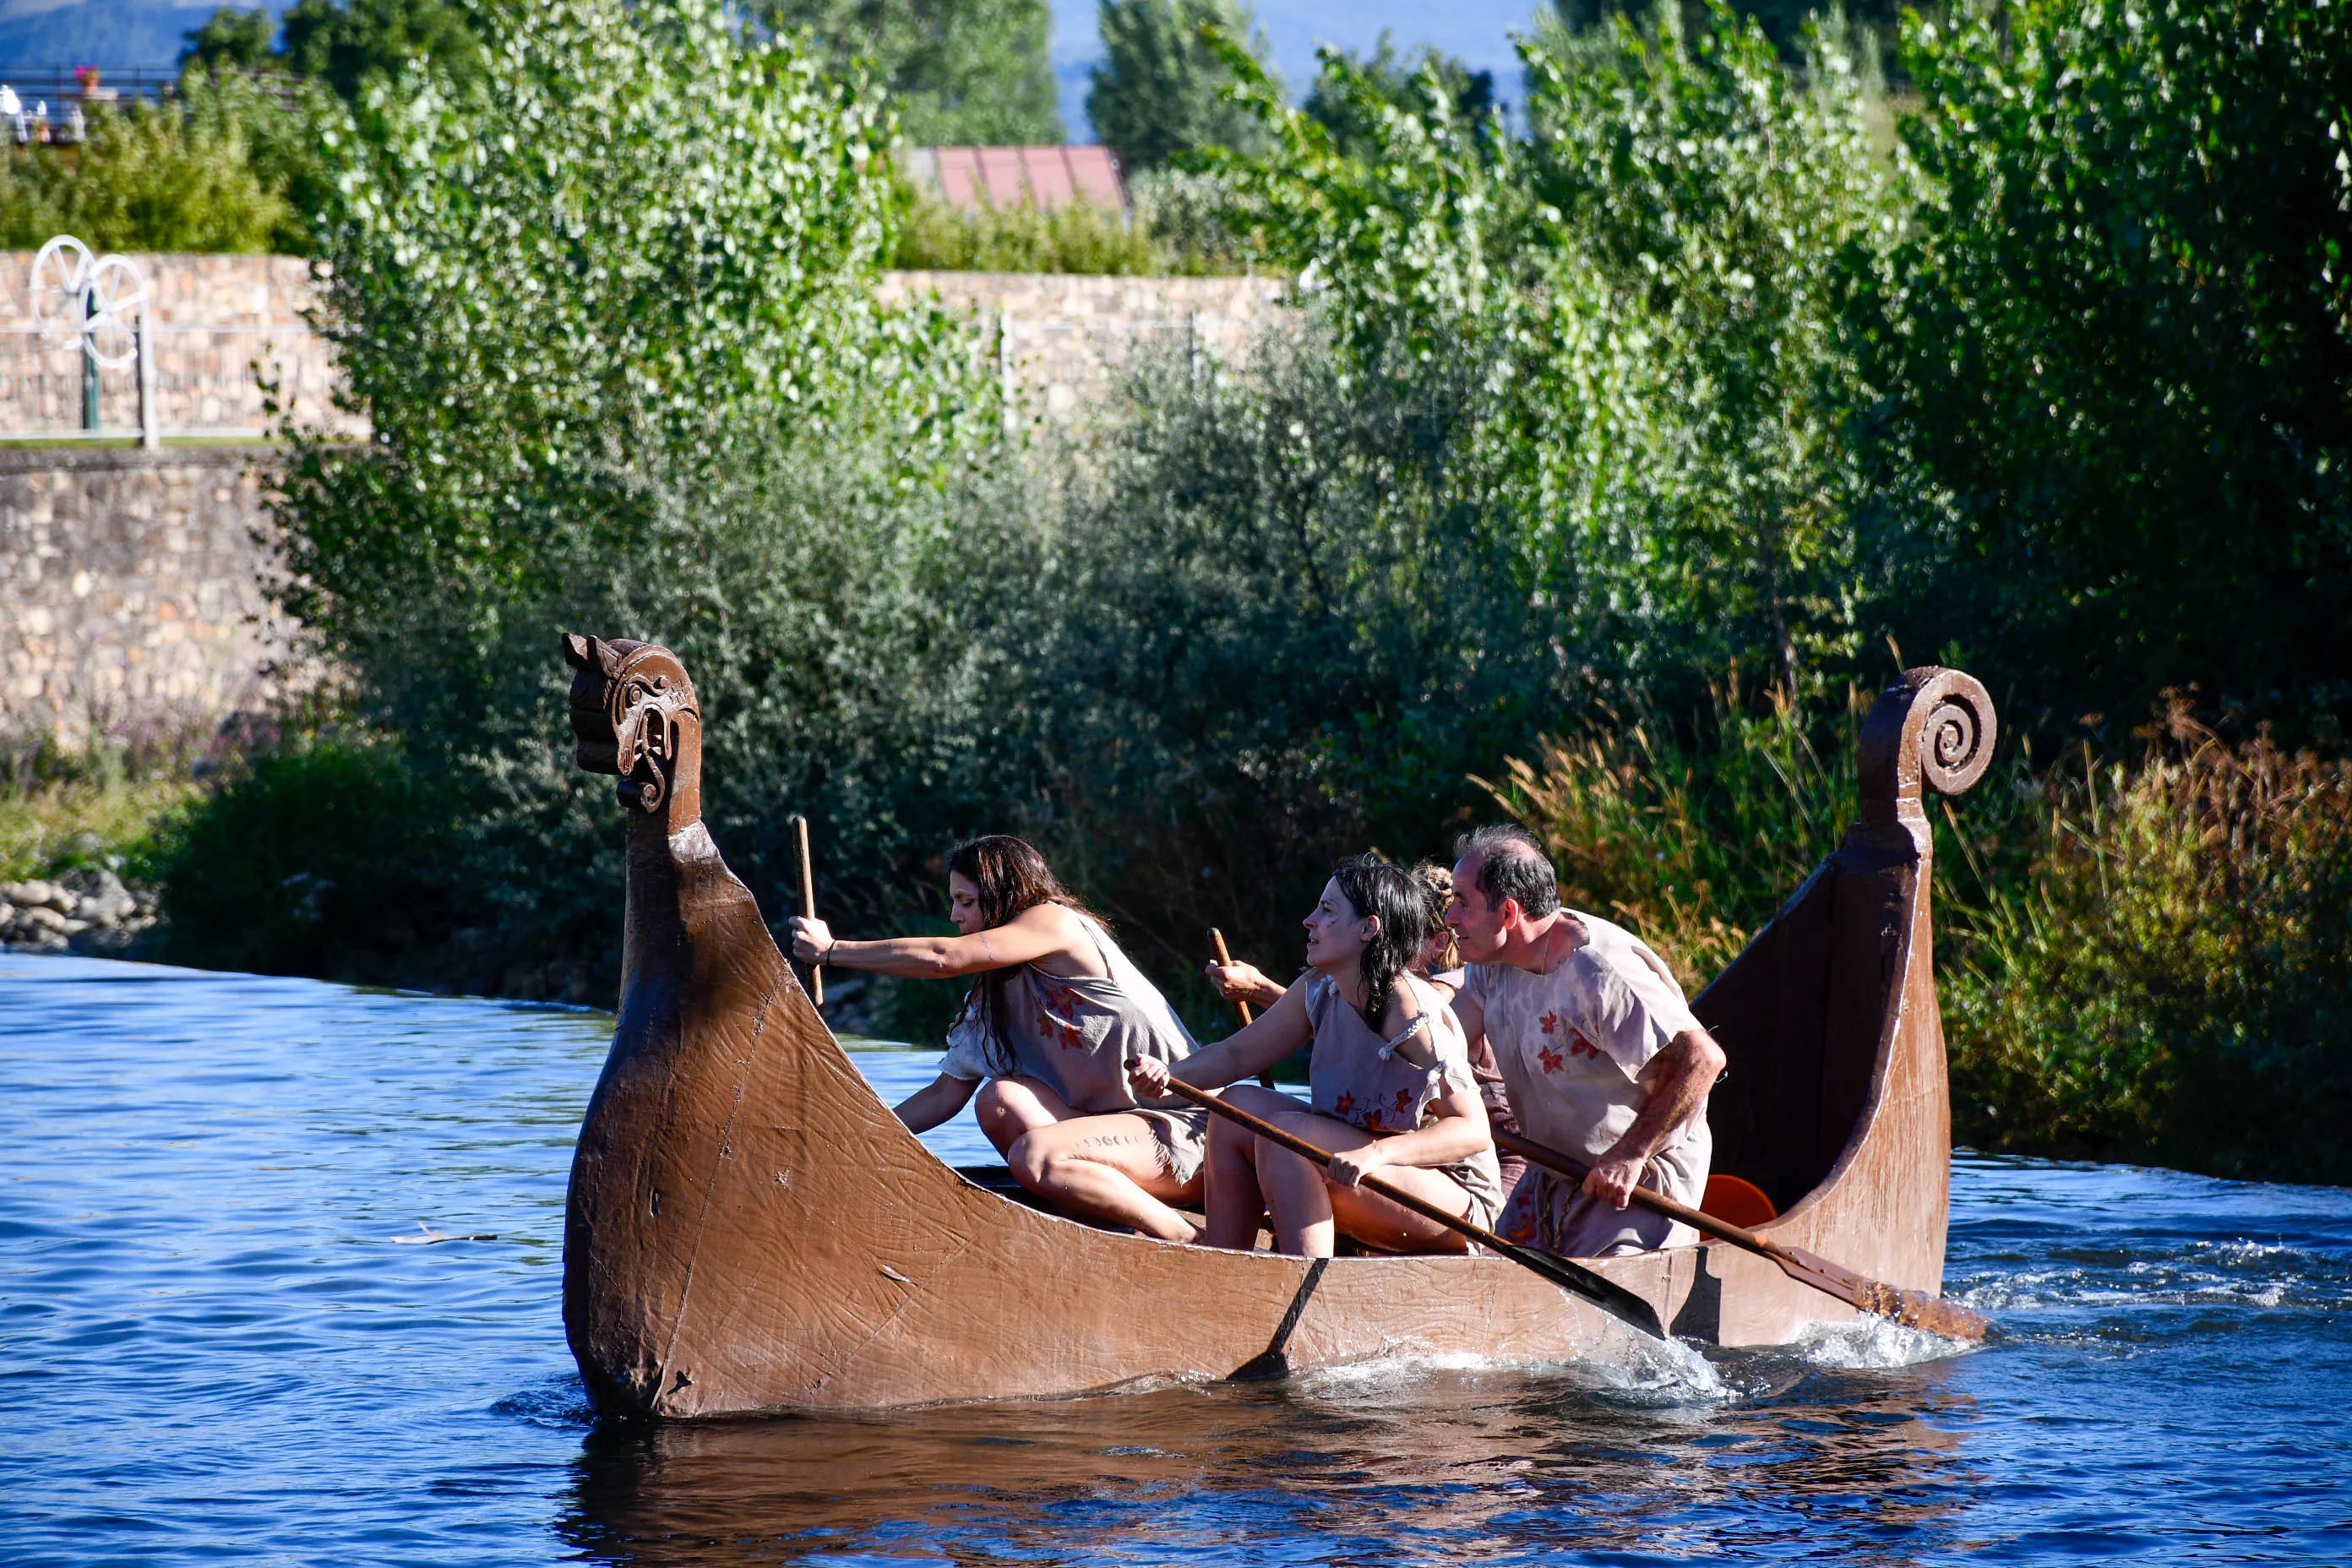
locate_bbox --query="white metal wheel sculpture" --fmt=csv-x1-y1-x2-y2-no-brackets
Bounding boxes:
28,235,94,347
79,253,150,369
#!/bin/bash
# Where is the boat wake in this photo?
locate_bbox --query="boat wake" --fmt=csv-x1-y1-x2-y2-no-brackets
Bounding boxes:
1286,1332,1734,1409
1786,1315,1977,1369
1952,1236,2352,1317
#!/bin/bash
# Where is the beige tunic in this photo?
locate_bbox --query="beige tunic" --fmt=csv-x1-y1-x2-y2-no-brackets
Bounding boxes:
938,915,1210,1182
1298,971,1505,1229
1462,912,1712,1256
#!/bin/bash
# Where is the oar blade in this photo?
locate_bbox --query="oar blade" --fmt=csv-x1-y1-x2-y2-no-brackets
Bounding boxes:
1497,1239,1669,1341
1775,1244,1990,1342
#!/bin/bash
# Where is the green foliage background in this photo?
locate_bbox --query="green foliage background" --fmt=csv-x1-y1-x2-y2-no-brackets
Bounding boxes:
125,0,2352,1180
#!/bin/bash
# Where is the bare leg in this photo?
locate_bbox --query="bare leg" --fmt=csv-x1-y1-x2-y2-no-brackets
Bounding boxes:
972,1075,1073,1157
1007,1113,1204,1242
1250,1111,1476,1257
1203,1086,1304,1250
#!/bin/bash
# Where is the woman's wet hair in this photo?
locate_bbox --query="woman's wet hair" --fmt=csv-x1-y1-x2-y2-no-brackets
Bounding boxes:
946,836,1099,1075
1329,853,1431,1031
1412,861,1462,973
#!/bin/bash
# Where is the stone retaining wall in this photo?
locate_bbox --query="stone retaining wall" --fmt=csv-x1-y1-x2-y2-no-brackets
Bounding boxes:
0,253,1291,438
0,446,300,746
0,253,357,439
880,271,1290,421
0,258,1294,744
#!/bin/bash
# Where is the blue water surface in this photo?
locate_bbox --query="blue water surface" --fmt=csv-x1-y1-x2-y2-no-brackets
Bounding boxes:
3,953,2349,1566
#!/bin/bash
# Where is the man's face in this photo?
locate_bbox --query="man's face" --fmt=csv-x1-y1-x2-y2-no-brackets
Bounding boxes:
1446,855,1511,963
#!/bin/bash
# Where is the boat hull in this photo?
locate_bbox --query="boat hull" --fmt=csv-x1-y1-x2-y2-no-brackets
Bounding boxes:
557,640,1992,1413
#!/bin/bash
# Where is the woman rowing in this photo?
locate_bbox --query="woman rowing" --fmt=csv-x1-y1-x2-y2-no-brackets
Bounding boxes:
788,835,1209,1242
1128,855,1502,1257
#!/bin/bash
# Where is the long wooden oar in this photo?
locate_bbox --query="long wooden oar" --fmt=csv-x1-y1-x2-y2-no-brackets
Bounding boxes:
1152,1077,1668,1342
792,814,823,1008
1206,927,1277,1089
1491,1127,1990,1341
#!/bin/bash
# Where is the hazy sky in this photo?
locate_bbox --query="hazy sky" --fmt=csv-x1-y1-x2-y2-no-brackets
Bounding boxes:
1048,0,1544,134
0,0,1547,139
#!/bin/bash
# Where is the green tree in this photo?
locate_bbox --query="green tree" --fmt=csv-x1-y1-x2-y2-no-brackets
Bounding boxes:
1087,0,1273,172
0,71,316,253
156,0,1020,994
759,0,1061,142
279,0,484,101
1303,33,1497,162
1860,0,2352,738
181,6,279,69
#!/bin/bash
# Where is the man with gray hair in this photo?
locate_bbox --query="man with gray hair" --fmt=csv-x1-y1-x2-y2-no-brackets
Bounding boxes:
1445,824,1726,1255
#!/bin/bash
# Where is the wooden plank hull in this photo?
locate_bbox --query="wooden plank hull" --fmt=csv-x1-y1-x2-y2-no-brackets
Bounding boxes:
556,637,1994,1414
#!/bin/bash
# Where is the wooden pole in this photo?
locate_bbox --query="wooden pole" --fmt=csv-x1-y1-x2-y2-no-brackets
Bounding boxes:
1152,1076,1666,1342
1490,1127,1989,1341
1207,927,1278,1089
793,814,823,1008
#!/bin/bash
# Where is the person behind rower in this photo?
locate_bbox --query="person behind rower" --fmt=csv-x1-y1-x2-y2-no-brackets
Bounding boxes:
1444,824,1727,1255
1130,854,1501,1256
788,834,1208,1243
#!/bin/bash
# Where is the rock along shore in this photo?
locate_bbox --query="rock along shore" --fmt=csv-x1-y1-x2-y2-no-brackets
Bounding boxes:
0,870,158,956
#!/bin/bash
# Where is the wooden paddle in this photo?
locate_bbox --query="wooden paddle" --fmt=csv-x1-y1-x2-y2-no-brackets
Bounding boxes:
1491,1127,1990,1342
1150,1076,1669,1342
793,814,823,1008
1207,927,1278,1089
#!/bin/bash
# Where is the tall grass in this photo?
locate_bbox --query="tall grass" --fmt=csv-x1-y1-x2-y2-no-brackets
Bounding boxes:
1491,689,2352,1183
1941,703,2352,1182
1479,682,1867,988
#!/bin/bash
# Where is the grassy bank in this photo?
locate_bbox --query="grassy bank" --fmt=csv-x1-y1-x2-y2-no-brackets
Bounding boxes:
0,753,198,887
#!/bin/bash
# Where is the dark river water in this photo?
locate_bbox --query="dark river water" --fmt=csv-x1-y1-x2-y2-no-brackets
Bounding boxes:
5,954,2350,1566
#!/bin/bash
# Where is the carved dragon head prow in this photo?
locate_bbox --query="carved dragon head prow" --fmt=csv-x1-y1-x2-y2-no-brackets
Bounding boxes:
562,632,703,828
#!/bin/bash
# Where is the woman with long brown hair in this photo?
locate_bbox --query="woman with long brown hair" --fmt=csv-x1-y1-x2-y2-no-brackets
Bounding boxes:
789,835,1208,1241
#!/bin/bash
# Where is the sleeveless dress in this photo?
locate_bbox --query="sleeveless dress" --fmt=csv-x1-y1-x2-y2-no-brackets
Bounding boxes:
1298,971,1505,1229
937,914,1211,1182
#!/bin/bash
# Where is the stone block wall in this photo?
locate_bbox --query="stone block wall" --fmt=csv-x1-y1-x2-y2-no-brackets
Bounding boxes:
0,447,301,745
0,252,357,438
0,259,1296,744
881,271,1291,421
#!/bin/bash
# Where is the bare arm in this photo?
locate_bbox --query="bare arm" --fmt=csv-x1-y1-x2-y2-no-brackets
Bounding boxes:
1326,1081,1492,1187
1450,987,1487,1059
790,902,1096,981
1584,1026,1727,1207
1129,983,1314,1095
1205,960,1287,1010
894,1070,980,1135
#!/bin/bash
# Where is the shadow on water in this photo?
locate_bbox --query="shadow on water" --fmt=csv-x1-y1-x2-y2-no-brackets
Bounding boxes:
555,1355,1983,1566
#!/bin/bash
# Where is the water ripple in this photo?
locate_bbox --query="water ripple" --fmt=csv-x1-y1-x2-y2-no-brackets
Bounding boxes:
4,954,2349,1566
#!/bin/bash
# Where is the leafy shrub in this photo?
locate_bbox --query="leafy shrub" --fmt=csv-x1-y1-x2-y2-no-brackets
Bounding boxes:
886,168,1264,276
144,739,455,981
1478,683,1868,988
0,72,321,253
1214,2,1910,705
890,184,1167,275
972,322,1560,991
1943,704,2352,1182
1863,0,2352,732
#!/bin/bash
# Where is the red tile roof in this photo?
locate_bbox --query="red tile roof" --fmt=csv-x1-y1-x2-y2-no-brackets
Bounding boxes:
901,146,1128,214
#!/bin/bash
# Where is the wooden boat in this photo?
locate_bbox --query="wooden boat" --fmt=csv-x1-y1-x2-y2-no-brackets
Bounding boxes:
557,632,1996,1416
